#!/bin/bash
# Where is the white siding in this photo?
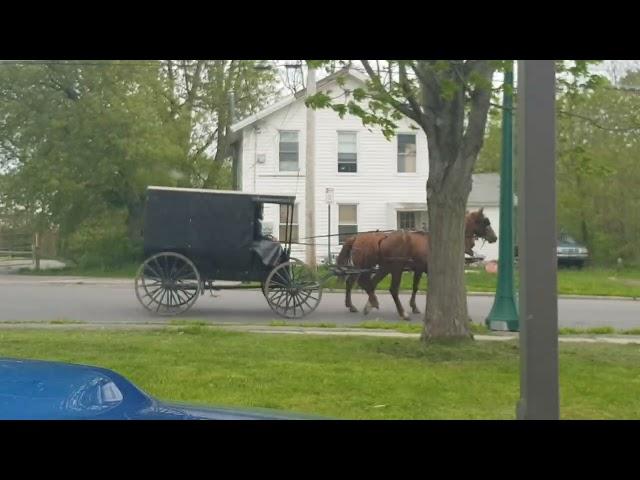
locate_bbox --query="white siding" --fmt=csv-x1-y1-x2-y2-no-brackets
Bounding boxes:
238,75,500,263
240,99,309,259
313,78,428,260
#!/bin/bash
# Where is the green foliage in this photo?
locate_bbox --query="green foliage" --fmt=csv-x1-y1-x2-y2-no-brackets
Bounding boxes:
556,69,640,265
559,326,615,335
0,60,279,267
66,210,141,268
162,60,278,188
0,61,179,238
474,115,502,173
474,61,639,266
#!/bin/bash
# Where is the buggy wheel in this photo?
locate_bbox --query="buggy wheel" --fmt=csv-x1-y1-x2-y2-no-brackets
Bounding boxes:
264,259,322,319
135,252,201,316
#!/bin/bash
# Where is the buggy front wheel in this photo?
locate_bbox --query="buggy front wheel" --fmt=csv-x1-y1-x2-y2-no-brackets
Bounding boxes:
264,259,322,319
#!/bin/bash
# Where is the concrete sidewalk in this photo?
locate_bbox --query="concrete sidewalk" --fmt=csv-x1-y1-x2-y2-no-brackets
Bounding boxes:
0,276,132,285
0,276,239,287
0,260,66,274
2,321,640,345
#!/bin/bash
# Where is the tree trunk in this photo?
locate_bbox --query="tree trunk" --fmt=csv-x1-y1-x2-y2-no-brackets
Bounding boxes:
422,191,472,341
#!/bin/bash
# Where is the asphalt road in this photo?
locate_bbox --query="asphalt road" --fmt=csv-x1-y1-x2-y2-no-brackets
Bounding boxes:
0,277,639,329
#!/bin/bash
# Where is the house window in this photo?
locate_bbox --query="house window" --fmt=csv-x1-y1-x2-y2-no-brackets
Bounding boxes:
338,204,358,244
338,131,357,172
279,204,299,242
279,131,299,171
397,210,428,231
397,134,417,173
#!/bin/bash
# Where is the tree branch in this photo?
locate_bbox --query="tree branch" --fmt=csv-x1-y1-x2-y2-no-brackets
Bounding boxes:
490,101,640,133
360,60,424,126
398,61,426,126
193,128,219,160
462,61,495,164
558,109,640,133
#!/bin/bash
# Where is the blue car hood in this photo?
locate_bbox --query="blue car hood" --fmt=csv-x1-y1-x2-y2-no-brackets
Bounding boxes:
0,358,320,420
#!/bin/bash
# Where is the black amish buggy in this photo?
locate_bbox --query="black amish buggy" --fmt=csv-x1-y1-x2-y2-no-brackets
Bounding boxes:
134,186,322,318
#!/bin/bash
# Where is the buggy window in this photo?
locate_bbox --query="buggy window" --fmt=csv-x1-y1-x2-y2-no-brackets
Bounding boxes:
279,204,299,243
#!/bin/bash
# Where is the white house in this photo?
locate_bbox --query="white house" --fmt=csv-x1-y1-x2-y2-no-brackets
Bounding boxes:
229,68,501,263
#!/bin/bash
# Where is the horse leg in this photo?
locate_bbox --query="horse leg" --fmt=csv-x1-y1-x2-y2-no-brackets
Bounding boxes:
389,268,410,321
358,274,375,315
410,270,422,314
371,270,388,290
362,270,386,315
345,275,359,313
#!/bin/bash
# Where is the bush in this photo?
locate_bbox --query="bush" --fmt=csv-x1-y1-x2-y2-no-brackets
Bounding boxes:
66,210,142,269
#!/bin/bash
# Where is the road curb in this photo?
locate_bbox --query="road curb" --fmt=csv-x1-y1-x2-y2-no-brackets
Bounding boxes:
2,322,640,344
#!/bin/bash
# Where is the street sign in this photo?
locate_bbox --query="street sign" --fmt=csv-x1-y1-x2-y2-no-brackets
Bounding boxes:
325,187,334,204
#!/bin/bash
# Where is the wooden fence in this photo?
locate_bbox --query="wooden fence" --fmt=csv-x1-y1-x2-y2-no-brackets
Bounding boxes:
0,231,58,270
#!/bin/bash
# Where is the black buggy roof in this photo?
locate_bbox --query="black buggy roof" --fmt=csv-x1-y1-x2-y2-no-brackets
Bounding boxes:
147,186,295,206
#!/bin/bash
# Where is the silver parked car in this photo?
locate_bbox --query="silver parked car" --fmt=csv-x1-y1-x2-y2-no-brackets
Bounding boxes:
556,233,589,268
514,233,589,268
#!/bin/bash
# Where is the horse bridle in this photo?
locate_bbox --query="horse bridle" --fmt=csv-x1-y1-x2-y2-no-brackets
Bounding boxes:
466,232,488,247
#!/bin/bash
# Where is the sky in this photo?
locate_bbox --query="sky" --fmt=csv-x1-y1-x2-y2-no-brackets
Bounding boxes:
591,60,640,85
275,60,640,96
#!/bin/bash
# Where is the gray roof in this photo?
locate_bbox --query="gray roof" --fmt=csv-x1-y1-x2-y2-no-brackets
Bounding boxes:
468,173,500,207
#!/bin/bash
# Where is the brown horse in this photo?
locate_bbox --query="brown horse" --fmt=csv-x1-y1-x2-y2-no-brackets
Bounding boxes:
336,231,389,314
337,208,497,320
464,208,498,257
400,208,498,315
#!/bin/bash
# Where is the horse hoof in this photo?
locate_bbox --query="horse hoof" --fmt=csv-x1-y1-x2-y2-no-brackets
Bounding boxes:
401,313,410,321
349,306,359,313
412,308,421,315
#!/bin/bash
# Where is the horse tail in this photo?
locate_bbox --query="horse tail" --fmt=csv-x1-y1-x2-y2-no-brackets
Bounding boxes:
337,235,356,267
334,235,357,285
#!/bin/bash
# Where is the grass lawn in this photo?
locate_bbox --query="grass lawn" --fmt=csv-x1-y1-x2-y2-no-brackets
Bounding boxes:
321,265,640,298
1,327,639,419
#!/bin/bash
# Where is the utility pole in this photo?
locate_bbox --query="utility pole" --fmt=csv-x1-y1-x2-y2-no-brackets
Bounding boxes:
516,60,559,420
305,65,317,268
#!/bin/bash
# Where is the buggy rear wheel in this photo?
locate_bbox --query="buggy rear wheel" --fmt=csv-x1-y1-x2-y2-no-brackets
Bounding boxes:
264,259,322,319
135,252,201,316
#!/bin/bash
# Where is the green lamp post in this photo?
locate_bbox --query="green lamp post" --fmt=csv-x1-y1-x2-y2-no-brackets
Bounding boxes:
486,64,519,331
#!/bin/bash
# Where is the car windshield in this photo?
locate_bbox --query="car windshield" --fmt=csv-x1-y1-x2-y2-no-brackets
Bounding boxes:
559,234,578,245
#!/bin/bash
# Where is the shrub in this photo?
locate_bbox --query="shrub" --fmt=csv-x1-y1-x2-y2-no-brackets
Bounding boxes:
66,210,141,269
